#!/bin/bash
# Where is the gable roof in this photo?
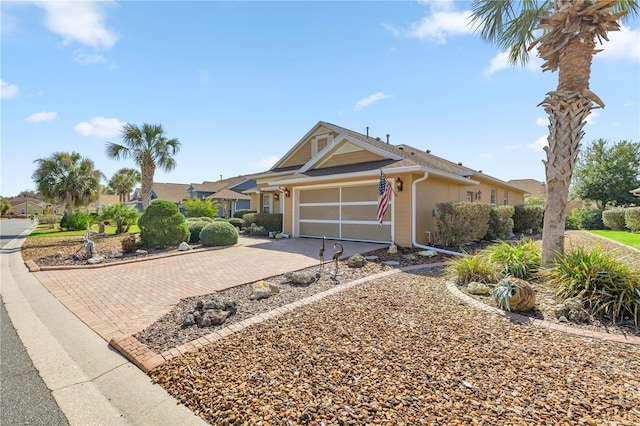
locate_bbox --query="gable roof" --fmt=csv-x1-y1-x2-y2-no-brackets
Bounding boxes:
133,183,190,203
207,188,250,201
188,176,251,193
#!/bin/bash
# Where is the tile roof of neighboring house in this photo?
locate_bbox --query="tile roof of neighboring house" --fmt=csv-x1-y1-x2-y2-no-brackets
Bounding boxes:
9,197,47,207
133,183,190,203
97,194,121,206
207,188,250,201
508,179,547,196
189,176,250,193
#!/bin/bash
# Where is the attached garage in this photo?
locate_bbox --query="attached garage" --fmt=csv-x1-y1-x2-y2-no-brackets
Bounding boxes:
294,183,392,243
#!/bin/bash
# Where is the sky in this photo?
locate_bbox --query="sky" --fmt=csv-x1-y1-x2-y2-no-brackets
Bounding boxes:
1,0,639,198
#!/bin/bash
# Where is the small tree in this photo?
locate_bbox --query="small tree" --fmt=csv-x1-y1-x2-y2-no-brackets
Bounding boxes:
182,197,219,219
99,203,139,234
0,197,10,215
138,200,189,248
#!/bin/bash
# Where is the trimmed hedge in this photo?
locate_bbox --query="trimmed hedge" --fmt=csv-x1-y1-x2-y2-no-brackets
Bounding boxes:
566,208,604,230
242,213,283,233
186,216,214,223
513,204,544,234
199,221,239,246
186,220,209,243
228,218,244,228
138,200,190,248
435,202,491,248
60,212,94,231
233,209,257,219
625,207,640,232
602,208,627,231
484,205,515,241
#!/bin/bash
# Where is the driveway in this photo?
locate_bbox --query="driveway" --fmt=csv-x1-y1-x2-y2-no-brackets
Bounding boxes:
33,237,385,342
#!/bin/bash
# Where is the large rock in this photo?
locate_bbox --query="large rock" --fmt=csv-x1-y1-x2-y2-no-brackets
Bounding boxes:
284,271,316,286
249,280,280,300
388,244,398,254
178,242,189,251
347,254,366,268
496,276,536,312
204,297,237,315
87,256,104,265
197,310,230,327
554,298,589,323
418,250,437,257
467,282,490,295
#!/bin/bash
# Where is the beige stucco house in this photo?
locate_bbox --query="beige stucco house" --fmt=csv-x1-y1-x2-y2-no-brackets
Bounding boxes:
246,121,526,247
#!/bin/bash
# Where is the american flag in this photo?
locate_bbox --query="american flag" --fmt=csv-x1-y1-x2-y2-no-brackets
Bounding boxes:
377,170,392,226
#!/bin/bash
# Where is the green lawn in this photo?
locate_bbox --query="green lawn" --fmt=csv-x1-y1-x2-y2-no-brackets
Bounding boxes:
589,230,640,250
29,224,140,238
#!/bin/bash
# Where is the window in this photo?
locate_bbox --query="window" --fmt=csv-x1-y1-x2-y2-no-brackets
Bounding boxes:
311,133,334,156
490,188,497,206
503,191,508,205
262,194,272,213
466,191,473,203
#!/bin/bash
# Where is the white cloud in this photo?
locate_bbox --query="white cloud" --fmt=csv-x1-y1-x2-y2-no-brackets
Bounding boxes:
1,79,19,99
504,144,522,151
484,51,543,76
597,25,640,62
385,1,471,44
479,152,493,160
73,50,107,65
26,111,57,122
529,135,548,152
354,92,391,111
624,100,635,107
35,1,118,50
75,116,124,138
535,117,548,127
256,155,279,170
585,110,599,125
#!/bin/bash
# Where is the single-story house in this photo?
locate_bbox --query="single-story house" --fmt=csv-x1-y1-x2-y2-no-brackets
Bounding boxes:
188,176,256,217
128,183,191,212
7,197,50,216
246,121,527,248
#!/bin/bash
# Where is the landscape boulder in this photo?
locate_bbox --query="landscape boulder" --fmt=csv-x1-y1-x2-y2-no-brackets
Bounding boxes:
178,242,189,251
284,271,316,286
249,280,280,300
347,254,366,268
467,282,490,295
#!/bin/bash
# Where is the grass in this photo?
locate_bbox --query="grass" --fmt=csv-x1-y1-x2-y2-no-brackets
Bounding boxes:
589,230,640,250
29,224,140,238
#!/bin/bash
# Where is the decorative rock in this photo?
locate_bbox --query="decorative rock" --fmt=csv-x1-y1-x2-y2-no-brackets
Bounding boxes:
558,316,569,323
204,297,237,315
275,233,283,240
568,308,589,323
418,250,437,257
382,260,400,266
284,271,316,286
197,310,230,327
364,255,378,260
111,250,123,258
403,254,417,261
347,254,366,268
249,280,280,300
388,244,398,254
182,313,196,327
564,298,584,311
135,249,148,255
467,282,490,295
554,298,588,323
87,256,104,265
178,242,189,251
500,276,536,312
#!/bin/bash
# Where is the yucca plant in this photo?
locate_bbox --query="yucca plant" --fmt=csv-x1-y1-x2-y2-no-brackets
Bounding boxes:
487,238,541,280
446,253,497,284
491,276,516,311
546,245,639,325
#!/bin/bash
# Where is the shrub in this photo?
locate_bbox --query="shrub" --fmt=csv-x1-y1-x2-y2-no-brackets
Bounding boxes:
484,205,515,241
41,215,58,229
138,200,190,249
199,221,239,246
602,208,627,231
182,197,219,219
242,213,283,233
435,202,491,248
228,218,244,229
60,212,93,231
446,254,497,284
513,204,544,234
486,238,541,280
186,220,208,243
625,207,640,232
121,234,137,253
186,216,214,223
99,203,139,234
214,217,228,222
566,208,604,230
233,209,257,219
546,245,639,325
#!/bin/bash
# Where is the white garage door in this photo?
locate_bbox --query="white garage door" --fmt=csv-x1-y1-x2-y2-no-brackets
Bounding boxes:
296,184,392,243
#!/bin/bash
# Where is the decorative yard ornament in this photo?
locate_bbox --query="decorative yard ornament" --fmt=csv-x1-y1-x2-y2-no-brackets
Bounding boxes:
331,242,344,278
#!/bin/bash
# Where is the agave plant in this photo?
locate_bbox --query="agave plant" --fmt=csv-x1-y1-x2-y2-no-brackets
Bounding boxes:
491,275,537,312
491,276,516,311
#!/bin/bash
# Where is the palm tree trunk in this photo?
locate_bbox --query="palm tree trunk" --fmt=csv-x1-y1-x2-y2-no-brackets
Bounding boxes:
141,164,155,211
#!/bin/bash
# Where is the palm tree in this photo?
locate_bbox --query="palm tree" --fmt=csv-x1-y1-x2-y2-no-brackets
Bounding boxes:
105,123,181,210
470,0,638,264
108,167,142,203
32,152,104,213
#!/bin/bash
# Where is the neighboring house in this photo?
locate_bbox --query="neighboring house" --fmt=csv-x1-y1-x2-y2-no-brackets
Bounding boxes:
206,188,251,218
508,178,546,198
7,197,49,216
128,182,190,212
188,176,255,217
246,121,527,247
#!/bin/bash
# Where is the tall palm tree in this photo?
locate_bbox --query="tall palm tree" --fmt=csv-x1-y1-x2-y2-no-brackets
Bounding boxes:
470,0,638,264
105,123,181,210
32,152,104,213
108,167,142,203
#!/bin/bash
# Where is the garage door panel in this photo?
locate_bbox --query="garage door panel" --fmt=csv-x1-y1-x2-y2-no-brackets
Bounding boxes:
341,185,378,202
299,205,339,220
299,188,339,203
299,222,340,238
341,205,389,221
342,224,391,242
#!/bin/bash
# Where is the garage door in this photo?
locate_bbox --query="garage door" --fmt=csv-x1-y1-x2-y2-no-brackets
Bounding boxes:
296,184,392,243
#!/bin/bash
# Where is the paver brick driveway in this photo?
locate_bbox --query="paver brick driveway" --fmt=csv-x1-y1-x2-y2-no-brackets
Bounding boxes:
33,237,385,342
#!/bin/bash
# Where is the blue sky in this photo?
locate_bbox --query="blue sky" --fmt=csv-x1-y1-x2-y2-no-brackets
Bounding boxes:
2,0,639,198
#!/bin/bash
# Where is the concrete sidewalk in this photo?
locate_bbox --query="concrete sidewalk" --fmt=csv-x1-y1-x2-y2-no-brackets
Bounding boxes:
1,226,206,425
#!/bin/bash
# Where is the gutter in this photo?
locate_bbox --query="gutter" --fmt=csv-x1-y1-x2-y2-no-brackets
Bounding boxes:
411,172,466,257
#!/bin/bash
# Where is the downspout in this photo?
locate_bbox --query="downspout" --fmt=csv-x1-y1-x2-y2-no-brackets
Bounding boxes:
277,188,286,236
412,172,466,257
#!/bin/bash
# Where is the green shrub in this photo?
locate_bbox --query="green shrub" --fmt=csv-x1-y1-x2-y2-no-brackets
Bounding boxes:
242,213,283,233
233,209,257,219
602,208,627,231
214,217,228,222
546,245,639,325
182,197,218,219
446,254,497,284
41,215,58,228
99,203,139,234
566,208,604,230
228,218,244,228
60,212,93,231
513,204,544,234
486,238,541,280
625,207,640,232
186,216,214,223
199,221,239,246
436,202,491,248
186,220,208,243
138,200,190,249
484,205,515,241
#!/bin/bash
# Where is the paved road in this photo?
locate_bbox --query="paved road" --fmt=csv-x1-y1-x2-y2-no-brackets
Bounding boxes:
0,219,68,426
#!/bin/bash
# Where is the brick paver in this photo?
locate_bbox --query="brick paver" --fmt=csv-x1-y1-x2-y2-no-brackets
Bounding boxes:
33,237,384,342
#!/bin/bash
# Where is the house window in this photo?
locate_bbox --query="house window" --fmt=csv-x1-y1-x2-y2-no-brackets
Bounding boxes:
20,209,26,214
490,188,497,206
262,194,272,214
311,134,334,156
466,191,473,203
503,191,508,205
